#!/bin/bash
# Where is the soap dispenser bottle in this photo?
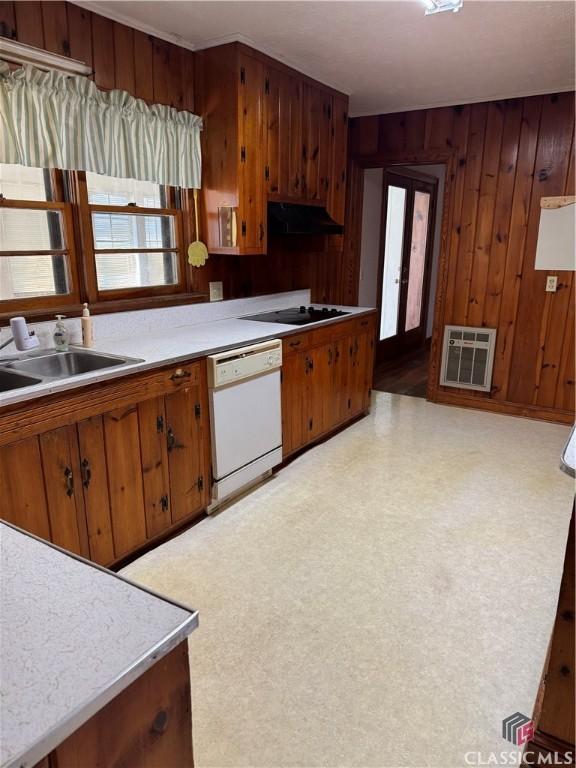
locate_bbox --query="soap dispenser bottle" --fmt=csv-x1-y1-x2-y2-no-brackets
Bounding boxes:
81,303,94,348
53,315,69,352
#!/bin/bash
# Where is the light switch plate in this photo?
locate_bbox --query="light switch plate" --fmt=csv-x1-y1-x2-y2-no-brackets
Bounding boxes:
209,281,223,302
546,275,558,292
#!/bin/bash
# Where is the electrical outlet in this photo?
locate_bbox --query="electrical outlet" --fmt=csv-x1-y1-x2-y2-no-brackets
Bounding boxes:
209,281,223,302
546,275,558,292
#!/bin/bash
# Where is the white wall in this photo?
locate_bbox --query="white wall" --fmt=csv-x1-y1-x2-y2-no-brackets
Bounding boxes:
358,167,383,309
357,163,446,339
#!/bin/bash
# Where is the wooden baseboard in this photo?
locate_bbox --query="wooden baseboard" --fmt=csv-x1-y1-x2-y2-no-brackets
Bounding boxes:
428,388,574,426
522,731,575,766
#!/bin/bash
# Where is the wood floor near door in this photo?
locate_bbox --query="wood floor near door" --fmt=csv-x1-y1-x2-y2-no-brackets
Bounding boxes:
373,346,430,398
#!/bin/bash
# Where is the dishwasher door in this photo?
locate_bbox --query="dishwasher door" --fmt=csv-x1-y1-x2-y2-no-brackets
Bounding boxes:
209,369,282,499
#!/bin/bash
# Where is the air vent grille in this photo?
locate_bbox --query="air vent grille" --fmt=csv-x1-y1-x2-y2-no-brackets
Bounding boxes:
440,325,496,392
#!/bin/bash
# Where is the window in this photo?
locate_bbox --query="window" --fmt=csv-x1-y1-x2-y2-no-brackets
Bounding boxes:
0,165,191,318
82,173,185,298
0,164,78,309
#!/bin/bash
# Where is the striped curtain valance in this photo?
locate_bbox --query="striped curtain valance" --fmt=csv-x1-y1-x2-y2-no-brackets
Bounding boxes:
0,62,202,189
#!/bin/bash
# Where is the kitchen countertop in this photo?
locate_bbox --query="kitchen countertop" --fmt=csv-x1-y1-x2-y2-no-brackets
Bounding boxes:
0,303,375,409
0,522,198,768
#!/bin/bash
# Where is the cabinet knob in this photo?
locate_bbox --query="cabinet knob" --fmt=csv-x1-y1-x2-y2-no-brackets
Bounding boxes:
170,368,191,381
151,710,169,734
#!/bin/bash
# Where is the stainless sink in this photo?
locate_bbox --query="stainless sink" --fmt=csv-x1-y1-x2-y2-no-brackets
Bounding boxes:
0,369,43,392
6,350,139,378
0,349,144,394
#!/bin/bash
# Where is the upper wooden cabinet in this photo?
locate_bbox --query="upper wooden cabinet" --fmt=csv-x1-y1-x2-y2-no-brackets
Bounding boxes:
197,43,349,255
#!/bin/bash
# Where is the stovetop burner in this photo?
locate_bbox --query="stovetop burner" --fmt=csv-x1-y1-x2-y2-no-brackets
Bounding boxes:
243,306,350,326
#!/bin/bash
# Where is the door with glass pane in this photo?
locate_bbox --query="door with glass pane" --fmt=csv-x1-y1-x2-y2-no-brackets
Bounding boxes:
376,170,437,362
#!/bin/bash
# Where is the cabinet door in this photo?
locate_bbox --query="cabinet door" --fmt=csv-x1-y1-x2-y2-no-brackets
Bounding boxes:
138,397,172,539
38,426,88,556
77,416,115,566
165,384,207,524
281,352,306,457
102,405,147,559
266,67,304,200
238,53,266,253
345,333,372,417
0,437,51,541
302,83,331,202
328,94,348,227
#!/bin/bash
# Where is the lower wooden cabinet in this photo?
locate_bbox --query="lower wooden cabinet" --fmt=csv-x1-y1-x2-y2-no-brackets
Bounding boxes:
34,641,194,768
0,361,211,567
282,315,376,458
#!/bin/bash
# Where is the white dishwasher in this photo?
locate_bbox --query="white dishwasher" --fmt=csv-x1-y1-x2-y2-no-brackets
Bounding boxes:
207,339,282,507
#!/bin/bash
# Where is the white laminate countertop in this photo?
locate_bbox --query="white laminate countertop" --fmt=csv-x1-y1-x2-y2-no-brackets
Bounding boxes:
0,302,375,409
0,522,198,768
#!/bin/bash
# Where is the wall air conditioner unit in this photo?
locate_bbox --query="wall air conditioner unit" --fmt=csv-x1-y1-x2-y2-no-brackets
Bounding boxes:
440,326,496,392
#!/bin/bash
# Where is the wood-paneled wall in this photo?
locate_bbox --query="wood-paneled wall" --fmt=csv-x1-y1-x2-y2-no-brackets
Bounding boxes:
0,1,195,110
350,94,575,423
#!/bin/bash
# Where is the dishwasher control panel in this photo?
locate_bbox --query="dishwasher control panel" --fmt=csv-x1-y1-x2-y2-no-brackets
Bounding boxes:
208,339,282,388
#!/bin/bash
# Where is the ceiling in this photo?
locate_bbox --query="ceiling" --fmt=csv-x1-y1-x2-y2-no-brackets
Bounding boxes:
77,0,575,116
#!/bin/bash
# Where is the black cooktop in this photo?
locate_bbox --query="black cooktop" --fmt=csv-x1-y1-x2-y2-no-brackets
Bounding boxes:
243,306,350,326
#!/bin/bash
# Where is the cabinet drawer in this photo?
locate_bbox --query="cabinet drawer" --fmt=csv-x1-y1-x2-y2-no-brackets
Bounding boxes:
354,314,376,335
162,363,201,389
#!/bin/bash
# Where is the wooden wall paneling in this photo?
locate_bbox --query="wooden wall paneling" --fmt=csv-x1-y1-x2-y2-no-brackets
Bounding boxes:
0,437,51,540
424,106,455,151
41,1,69,56
404,110,427,152
113,23,135,94
490,96,542,401
508,92,575,406
0,1,16,39
439,105,471,346
14,1,44,48
350,114,379,156
340,158,364,306
66,3,92,70
133,30,154,102
180,47,195,112
481,100,523,332
153,37,183,109
554,279,575,411
91,12,115,90
451,102,488,325
466,101,505,329
378,111,406,154
535,129,575,408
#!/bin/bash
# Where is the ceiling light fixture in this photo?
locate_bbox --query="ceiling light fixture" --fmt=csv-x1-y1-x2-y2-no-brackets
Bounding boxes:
0,38,92,76
424,0,463,15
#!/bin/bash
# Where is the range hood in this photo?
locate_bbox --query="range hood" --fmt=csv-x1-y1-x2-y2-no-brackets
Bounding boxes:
268,202,343,235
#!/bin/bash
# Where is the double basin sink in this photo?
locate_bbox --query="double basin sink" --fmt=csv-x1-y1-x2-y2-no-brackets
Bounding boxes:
0,349,144,393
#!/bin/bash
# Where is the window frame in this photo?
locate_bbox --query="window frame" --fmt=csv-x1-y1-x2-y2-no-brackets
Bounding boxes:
74,172,189,303
0,168,202,325
0,173,81,313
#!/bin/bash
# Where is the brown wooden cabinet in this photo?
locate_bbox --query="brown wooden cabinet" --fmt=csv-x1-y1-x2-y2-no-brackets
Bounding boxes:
198,42,349,255
34,641,193,768
281,314,376,458
0,361,211,567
